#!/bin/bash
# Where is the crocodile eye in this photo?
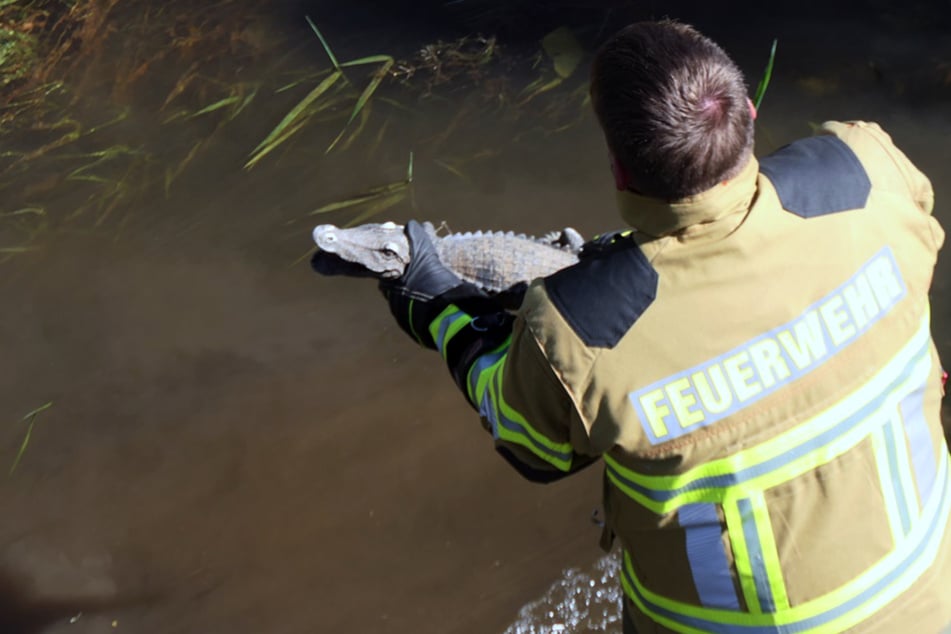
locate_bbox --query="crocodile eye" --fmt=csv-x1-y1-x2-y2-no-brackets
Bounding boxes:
381,241,400,257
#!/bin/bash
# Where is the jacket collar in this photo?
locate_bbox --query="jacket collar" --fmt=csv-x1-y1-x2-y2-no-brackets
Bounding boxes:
615,157,759,238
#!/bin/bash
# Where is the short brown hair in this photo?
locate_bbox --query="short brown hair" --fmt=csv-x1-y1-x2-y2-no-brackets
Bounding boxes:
590,20,754,200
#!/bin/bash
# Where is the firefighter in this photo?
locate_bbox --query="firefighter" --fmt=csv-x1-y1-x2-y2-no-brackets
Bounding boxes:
375,20,950,634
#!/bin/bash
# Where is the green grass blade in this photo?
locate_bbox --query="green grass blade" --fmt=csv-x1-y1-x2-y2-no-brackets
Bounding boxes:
434,159,469,182
369,117,391,155
290,245,318,268
344,61,393,127
0,207,45,218
277,71,330,93
518,76,563,106
162,110,188,125
66,174,114,184
255,70,341,148
364,179,411,195
340,55,395,68
343,190,407,227
85,108,130,135
244,119,310,170
305,16,341,73
309,190,388,215
9,402,52,476
326,59,394,153
230,87,259,120
189,95,241,119
338,102,373,151
753,39,778,111
165,140,204,196
310,160,413,215
246,70,342,169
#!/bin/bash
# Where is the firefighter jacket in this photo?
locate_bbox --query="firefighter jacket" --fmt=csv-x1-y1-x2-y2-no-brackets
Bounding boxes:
427,121,949,633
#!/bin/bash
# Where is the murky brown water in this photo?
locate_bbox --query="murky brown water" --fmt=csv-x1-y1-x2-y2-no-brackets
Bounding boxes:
1,3,949,633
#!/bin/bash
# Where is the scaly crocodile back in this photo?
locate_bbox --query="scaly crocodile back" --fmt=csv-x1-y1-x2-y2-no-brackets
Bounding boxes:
434,230,580,293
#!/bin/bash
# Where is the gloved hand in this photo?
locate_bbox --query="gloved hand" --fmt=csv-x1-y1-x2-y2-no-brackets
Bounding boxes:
379,220,496,349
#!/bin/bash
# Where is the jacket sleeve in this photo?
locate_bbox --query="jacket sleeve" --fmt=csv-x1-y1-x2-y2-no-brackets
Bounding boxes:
428,302,600,483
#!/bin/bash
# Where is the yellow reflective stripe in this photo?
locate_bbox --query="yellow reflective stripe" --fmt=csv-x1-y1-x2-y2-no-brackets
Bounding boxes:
607,358,918,513
616,313,931,497
814,455,951,634
620,568,711,634
620,453,951,632
723,501,761,614
605,322,933,514
472,354,504,405
428,304,472,360
750,493,789,612
604,454,663,508
489,361,574,471
465,339,510,404
873,428,905,542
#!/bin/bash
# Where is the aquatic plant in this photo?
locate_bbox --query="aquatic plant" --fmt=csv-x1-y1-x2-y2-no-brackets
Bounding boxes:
0,1,789,255
0,206,46,261
0,0,281,236
245,16,397,168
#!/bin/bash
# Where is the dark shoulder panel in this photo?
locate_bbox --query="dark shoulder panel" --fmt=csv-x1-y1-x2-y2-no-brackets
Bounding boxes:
759,135,871,218
543,240,658,349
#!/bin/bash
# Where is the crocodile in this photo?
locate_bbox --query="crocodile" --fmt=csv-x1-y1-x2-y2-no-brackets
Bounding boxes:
311,221,584,306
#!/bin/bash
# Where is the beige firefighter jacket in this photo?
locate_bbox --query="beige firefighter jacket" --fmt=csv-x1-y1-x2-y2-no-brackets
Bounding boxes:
495,121,949,633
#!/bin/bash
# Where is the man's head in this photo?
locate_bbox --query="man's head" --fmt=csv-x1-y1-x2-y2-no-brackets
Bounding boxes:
590,20,754,200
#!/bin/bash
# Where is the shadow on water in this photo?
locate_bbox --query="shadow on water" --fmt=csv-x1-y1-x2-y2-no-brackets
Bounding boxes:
0,567,152,634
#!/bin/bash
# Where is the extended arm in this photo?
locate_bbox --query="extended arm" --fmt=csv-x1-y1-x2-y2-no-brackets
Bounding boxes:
380,221,599,482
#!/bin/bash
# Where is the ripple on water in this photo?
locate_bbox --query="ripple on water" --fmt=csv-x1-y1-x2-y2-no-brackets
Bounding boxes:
503,553,623,634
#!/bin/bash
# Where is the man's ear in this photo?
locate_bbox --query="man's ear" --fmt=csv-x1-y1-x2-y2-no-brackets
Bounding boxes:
748,97,758,121
609,152,629,191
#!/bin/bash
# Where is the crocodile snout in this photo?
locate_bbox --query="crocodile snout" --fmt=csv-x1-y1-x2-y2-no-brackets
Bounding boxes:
312,225,338,251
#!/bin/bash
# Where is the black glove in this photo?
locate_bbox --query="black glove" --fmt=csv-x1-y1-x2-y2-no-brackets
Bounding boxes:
379,220,496,349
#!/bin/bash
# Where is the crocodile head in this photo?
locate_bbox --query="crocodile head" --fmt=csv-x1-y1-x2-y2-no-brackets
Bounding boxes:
311,221,411,279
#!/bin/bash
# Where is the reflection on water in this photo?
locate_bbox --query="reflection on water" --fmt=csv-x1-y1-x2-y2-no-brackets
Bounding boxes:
0,2,948,633
504,554,622,634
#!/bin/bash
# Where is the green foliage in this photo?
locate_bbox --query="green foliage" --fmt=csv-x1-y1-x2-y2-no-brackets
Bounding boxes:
0,26,37,88
247,17,397,167
245,70,343,169
0,206,46,261
308,151,414,220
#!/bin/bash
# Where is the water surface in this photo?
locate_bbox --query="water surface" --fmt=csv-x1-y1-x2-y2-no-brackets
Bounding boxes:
0,2,948,633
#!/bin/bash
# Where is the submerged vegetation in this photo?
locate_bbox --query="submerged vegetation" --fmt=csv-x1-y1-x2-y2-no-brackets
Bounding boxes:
1,0,280,249
0,0,600,254
1,0,948,475
8,401,52,475
1,0,947,256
